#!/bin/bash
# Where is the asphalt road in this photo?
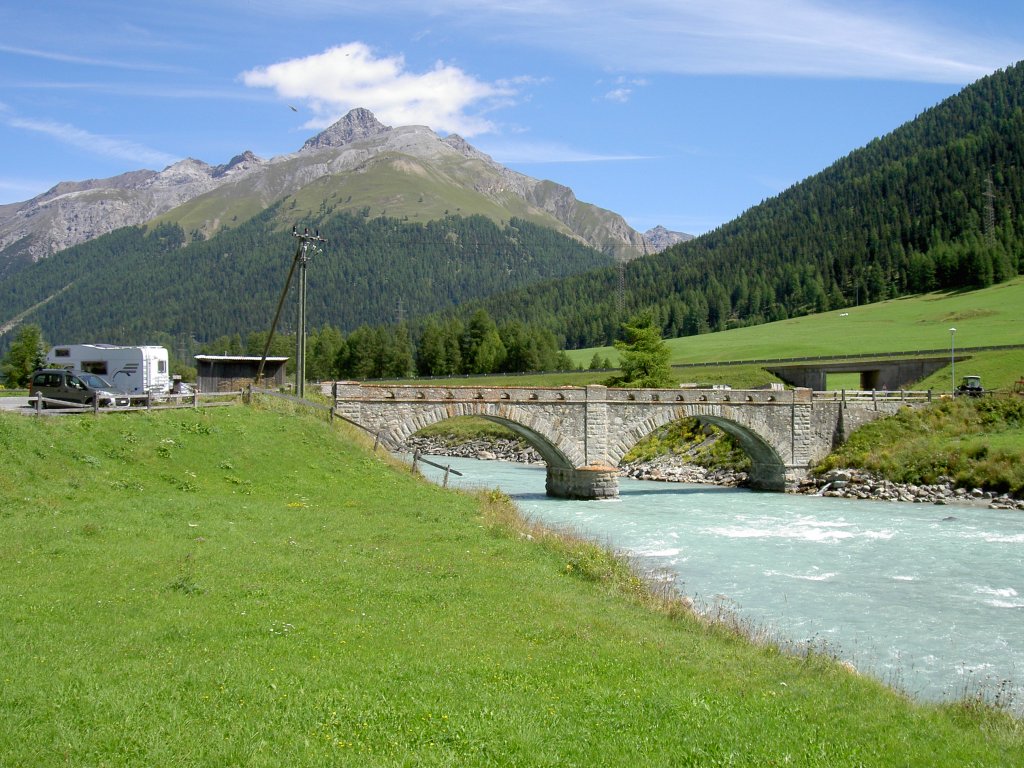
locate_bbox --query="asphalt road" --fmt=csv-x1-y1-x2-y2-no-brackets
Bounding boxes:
0,397,32,411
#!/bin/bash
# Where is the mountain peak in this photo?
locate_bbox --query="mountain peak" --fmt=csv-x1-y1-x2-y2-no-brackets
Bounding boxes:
643,225,693,252
213,150,263,178
301,108,391,151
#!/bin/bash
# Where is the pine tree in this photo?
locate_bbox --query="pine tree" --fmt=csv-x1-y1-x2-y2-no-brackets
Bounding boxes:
415,320,448,377
605,313,674,388
461,309,506,374
1,324,48,387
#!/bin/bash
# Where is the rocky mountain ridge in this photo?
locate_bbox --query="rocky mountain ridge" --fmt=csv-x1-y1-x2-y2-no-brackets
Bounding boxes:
0,108,689,274
643,224,694,251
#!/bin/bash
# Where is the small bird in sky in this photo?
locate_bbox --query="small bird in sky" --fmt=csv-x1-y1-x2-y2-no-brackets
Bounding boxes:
289,105,298,112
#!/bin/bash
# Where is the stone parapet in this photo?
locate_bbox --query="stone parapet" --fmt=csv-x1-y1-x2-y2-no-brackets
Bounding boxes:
331,382,930,499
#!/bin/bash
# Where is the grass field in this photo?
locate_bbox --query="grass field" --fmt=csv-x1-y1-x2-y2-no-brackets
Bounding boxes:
2,400,1022,766
395,280,1023,393
562,278,1024,391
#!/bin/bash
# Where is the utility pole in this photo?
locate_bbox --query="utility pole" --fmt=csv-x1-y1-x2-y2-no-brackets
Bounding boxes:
949,327,957,395
293,227,326,399
255,226,326,395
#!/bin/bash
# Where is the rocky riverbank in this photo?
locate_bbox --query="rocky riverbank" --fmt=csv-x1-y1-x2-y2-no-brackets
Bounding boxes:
401,436,1024,511
402,435,545,465
796,469,1024,510
618,453,748,487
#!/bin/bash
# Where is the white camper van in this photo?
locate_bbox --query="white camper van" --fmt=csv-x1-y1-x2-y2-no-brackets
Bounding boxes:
46,344,170,397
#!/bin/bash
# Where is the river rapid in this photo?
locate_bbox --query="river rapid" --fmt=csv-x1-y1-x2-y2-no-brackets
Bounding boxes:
411,453,1024,714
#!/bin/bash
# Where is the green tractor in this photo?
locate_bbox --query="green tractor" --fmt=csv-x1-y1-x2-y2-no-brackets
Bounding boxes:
955,375,985,397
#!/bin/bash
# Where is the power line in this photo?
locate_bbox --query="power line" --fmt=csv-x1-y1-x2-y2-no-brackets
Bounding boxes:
984,173,997,246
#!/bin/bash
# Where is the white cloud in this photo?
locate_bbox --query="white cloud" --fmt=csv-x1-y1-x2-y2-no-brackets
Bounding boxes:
592,0,1006,83
478,139,651,165
0,43,188,73
260,0,1016,84
6,117,179,168
0,177,50,200
604,89,632,103
599,76,648,103
241,43,516,136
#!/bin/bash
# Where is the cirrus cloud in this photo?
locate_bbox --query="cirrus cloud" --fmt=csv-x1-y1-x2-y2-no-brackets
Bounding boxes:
5,115,180,168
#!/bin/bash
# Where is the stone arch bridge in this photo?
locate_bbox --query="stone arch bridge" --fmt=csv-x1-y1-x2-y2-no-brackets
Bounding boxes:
331,382,930,499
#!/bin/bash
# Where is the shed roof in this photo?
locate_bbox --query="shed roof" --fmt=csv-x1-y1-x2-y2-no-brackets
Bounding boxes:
194,355,289,363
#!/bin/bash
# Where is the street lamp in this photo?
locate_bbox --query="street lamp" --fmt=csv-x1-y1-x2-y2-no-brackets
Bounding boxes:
949,327,957,394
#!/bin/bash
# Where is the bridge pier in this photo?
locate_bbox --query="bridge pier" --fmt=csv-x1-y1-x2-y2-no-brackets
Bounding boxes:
546,465,619,500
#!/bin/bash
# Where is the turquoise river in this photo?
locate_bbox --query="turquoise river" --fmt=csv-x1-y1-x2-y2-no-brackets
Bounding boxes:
413,454,1024,714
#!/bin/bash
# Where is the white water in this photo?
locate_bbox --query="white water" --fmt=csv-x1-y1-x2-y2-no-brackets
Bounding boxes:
415,455,1024,712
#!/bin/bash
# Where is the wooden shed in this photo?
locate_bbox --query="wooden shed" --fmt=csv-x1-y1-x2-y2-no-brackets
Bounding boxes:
194,355,289,392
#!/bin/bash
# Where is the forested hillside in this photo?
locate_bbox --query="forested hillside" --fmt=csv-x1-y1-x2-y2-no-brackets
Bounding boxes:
0,206,611,354
465,61,1024,347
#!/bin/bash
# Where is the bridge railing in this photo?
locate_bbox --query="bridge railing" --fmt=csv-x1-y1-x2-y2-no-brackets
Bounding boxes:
600,387,801,404
811,389,932,403
332,382,590,402
330,381,935,406
330,381,809,404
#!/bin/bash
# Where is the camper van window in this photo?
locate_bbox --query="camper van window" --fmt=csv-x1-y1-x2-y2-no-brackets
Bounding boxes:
54,348,70,357
82,361,108,375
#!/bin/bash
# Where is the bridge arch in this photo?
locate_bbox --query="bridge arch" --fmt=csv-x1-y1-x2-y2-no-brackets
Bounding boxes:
608,404,789,491
380,402,578,470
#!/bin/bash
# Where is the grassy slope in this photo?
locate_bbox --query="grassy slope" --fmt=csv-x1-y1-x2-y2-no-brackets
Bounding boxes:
1,402,1021,766
153,152,580,245
820,397,1024,494
564,278,1024,391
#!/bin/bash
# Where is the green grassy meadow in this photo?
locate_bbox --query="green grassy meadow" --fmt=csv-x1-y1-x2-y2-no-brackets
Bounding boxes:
563,278,1024,391
405,280,1023,393
1,401,1022,766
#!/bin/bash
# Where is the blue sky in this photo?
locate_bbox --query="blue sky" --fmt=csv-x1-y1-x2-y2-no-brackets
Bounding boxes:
2,1,1023,236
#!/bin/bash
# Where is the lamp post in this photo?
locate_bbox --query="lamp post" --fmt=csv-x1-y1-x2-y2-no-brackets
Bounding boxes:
949,327,957,395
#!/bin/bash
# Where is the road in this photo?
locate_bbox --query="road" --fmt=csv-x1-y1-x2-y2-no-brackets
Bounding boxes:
0,397,32,411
